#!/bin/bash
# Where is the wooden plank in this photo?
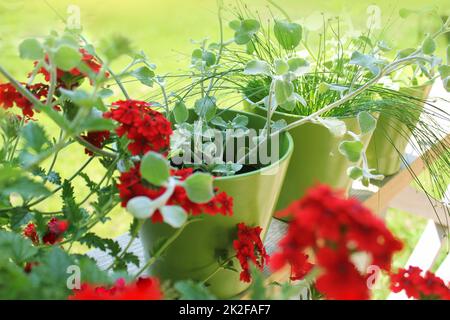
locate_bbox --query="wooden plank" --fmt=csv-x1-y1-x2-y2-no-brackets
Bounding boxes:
387,220,442,300
435,252,450,282
389,186,450,226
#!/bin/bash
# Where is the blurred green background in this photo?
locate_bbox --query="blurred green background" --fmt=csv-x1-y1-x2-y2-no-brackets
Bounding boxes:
0,0,449,299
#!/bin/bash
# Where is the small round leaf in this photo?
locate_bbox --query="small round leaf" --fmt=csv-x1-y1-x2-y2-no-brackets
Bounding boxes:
184,173,214,203
126,196,156,219
160,205,188,228
54,45,82,71
19,39,44,60
140,152,170,186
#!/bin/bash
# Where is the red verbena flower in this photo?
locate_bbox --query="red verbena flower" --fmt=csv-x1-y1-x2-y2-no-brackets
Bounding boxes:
390,266,450,300
23,217,69,245
69,277,163,300
104,100,172,156
0,82,49,118
34,49,106,89
271,184,403,300
117,163,233,222
233,223,269,283
81,130,110,156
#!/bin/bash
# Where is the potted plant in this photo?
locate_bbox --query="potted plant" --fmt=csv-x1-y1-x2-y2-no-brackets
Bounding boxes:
212,6,450,214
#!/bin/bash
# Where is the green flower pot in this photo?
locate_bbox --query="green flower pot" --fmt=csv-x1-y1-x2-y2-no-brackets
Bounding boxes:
139,109,293,299
366,85,431,176
243,100,373,214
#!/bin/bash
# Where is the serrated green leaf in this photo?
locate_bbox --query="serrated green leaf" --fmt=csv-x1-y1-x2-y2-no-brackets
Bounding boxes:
22,122,49,153
0,231,38,264
175,280,216,300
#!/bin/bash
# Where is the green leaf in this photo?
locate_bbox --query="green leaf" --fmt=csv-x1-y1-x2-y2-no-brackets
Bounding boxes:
274,20,302,50
349,51,385,75
234,19,260,45
274,79,294,105
60,88,96,108
126,196,156,219
54,45,82,71
438,65,450,79
9,208,33,231
396,48,415,59
191,49,216,68
274,59,289,75
184,173,214,203
231,115,248,128
173,100,189,124
357,111,377,134
61,180,84,224
315,117,347,137
287,57,309,76
347,166,363,180
80,118,114,132
21,122,49,153
100,35,132,61
174,280,216,300
194,96,217,121
0,231,38,264
78,233,120,256
19,39,44,60
140,152,170,186
243,60,271,76
130,66,155,87
160,205,187,228
422,36,436,55
1,177,50,199
338,140,364,162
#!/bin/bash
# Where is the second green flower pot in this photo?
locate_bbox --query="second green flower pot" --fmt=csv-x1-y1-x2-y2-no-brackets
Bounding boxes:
139,109,293,299
243,101,373,214
366,85,432,176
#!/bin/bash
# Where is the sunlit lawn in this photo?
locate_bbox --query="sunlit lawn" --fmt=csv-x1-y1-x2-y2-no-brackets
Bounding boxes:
1,0,449,298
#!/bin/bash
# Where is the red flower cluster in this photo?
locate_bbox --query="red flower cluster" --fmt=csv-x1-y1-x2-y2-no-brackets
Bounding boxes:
69,277,163,300
117,163,233,222
81,130,110,156
35,49,105,89
104,100,172,155
233,223,269,282
23,217,69,245
390,266,450,300
271,184,403,300
0,82,49,117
